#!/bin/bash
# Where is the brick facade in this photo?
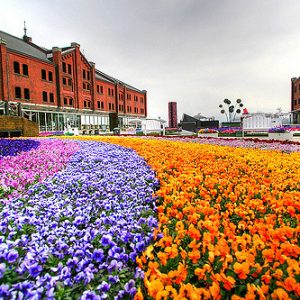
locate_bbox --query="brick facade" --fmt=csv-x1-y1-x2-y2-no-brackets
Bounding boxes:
291,77,300,123
0,30,147,132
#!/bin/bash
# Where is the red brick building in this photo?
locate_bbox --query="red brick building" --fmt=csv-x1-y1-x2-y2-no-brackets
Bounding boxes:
0,30,147,132
291,77,300,123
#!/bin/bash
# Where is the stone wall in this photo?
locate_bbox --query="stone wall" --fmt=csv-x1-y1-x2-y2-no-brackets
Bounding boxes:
0,116,39,137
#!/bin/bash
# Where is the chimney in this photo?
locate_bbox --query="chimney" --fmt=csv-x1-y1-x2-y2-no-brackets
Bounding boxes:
23,35,32,43
71,42,80,48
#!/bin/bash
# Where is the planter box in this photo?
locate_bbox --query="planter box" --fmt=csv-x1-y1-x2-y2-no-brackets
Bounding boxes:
268,132,293,141
198,133,218,138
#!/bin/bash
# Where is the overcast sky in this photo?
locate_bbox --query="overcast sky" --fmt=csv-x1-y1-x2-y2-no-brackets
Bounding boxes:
1,0,300,121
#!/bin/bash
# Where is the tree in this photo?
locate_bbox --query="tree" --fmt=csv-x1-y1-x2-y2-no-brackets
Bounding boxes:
219,98,244,123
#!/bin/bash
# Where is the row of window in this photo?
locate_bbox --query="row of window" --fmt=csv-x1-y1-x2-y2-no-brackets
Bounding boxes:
97,101,104,109
14,86,144,113
108,88,114,97
14,62,28,76
63,77,72,86
64,97,73,106
42,91,55,103
96,85,103,94
41,69,53,82
293,99,300,106
13,63,144,103
15,87,30,100
15,87,54,103
83,69,91,80
83,82,90,90
84,100,91,108
124,94,144,103
118,104,143,114
62,62,72,75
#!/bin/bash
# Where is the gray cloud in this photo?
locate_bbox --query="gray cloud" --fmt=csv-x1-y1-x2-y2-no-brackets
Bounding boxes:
1,0,300,121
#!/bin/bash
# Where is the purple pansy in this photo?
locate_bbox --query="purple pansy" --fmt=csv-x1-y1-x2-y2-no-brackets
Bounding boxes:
0,140,159,298
6,249,19,263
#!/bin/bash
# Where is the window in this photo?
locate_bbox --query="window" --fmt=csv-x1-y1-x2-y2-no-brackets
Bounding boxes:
97,85,100,93
86,84,90,91
112,104,114,110
64,98,68,105
100,86,103,94
298,98,300,105
294,100,297,105
68,78,72,86
24,88,30,100
42,91,47,102
140,97,144,103
14,61,20,74
49,93,54,103
68,64,72,74
48,71,53,82
63,78,67,85
62,62,66,73
111,89,114,97
97,101,101,109
88,101,91,108
108,88,111,96
84,100,87,108
101,102,104,109
140,108,144,114
23,64,28,76
69,98,73,106
109,103,112,110
87,71,90,80
15,87,21,98
41,69,47,80
83,70,86,79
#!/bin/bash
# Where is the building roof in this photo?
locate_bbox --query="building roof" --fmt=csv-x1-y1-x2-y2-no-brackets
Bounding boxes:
0,30,50,62
95,70,115,84
0,29,146,93
95,69,145,93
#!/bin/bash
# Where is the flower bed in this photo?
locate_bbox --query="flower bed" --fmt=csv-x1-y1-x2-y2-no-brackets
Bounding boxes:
0,139,80,202
0,141,159,299
39,131,65,137
0,139,40,159
139,135,300,153
198,129,218,138
83,137,300,299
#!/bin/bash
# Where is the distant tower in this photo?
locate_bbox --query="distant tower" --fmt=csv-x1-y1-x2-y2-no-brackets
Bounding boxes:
168,101,178,128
